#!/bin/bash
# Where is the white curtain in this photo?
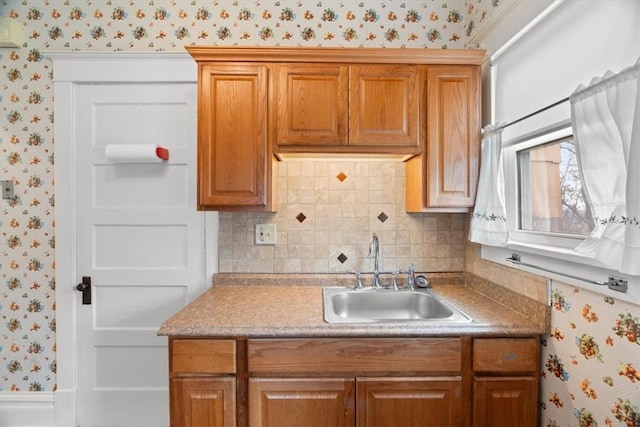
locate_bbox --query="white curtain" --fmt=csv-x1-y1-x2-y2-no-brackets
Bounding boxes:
469,124,509,247
571,57,640,275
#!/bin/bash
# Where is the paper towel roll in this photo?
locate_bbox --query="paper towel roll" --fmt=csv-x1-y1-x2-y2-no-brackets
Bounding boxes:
104,144,169,163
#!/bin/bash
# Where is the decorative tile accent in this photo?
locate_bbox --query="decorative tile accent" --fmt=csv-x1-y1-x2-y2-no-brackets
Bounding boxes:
337,172,347,182
377,212,389,223
296,212,307,223
337,253,348,264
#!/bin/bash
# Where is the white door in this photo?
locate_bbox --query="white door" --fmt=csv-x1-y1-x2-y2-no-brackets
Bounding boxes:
73,83,205,426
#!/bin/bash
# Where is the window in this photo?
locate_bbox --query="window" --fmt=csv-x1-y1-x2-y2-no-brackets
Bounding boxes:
502,122,589,250
517,135,594,236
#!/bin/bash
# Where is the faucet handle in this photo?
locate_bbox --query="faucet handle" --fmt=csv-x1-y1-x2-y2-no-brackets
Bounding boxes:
347,270,364,289
391,269,404,291
391,271,398,291
407,264,415,290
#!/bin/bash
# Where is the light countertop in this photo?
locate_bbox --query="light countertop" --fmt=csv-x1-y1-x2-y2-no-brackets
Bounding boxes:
158,273,549,337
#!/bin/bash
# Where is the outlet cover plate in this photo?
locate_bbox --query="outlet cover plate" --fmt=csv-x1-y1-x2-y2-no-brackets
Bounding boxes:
1,180,15,199
255,224,276,245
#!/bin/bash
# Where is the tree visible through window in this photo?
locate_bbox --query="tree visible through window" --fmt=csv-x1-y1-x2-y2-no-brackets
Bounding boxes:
518,137,594,235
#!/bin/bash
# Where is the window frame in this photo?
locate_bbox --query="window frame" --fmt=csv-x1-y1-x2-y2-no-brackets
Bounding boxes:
503,121,586,250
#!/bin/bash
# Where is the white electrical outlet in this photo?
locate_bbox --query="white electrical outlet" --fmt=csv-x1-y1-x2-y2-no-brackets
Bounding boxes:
255,224,276,245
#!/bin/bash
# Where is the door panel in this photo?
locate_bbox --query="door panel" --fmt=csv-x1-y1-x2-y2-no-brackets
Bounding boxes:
171,377,236,427
473,377,538,427
198,64,268,207
276,64,349,146
74,83,204,426
426,66,480,207
249,378,356,427
349,65,419,147
356,377,464,427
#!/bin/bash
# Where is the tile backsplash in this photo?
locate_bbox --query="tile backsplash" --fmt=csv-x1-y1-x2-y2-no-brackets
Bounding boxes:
219,160,468,274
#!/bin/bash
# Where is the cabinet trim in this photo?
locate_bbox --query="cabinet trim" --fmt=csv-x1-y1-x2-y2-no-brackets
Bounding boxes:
186,46,485,65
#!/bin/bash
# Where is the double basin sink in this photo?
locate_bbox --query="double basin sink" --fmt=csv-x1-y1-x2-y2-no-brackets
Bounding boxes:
323,286,473,324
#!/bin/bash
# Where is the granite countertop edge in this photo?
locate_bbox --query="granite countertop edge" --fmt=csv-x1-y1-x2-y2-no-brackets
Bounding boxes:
158,273,549,338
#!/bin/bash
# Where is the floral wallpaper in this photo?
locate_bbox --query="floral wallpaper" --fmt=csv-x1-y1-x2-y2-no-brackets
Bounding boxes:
543,281,640,426
0,0,489,395
12,5,632,427
3,2,636,425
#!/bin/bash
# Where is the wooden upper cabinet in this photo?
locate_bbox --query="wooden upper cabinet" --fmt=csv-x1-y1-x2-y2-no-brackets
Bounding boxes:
349,65,419,148
196,63,276,211
406,65,481,212
275,64,348,146
186,47,484,212
426,65,480,208
275,63,420,155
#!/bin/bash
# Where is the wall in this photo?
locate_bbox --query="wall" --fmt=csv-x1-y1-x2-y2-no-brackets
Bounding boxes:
0,0,492,394
468,1,640,425
5,2,636,425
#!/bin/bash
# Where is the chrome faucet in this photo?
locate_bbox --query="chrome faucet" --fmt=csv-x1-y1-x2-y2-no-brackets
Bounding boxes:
368,232,381,288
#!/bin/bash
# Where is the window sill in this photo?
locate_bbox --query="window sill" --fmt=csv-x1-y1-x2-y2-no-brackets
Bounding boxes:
481,242,640,306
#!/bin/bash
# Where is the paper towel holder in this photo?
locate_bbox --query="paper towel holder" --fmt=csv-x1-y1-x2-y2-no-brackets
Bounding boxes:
104,144,170,163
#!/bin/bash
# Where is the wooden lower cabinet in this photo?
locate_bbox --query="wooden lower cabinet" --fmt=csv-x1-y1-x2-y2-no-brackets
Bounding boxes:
249,378,355,427
473,377,538,427
169,336,540,427
473,338,540,427
170,377,236,427
357,377,463,427
247,376,463,427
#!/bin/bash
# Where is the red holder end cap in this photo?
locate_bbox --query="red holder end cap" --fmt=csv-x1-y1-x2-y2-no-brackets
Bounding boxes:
156,147,169,161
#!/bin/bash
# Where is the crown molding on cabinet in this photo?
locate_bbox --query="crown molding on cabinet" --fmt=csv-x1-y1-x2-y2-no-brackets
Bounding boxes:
185,46,485,65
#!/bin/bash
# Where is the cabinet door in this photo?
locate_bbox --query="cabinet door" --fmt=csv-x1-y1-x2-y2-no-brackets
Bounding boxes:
276,64,348,146
197,64,270,209
249,378,355,427
473,377,538,427
350,65,419,148
170,377,236,427
425,65,480,207
356,377,464,427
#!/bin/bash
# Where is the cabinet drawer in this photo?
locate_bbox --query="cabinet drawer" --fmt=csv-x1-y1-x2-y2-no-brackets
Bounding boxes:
473,338,538,374
171,339,236,375
248,338,462,376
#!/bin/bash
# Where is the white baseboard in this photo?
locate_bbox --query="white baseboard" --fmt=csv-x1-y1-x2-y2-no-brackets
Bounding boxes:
0,392,55,427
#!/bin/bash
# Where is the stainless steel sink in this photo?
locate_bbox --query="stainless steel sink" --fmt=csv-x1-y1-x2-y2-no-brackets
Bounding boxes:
323,287,473,324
